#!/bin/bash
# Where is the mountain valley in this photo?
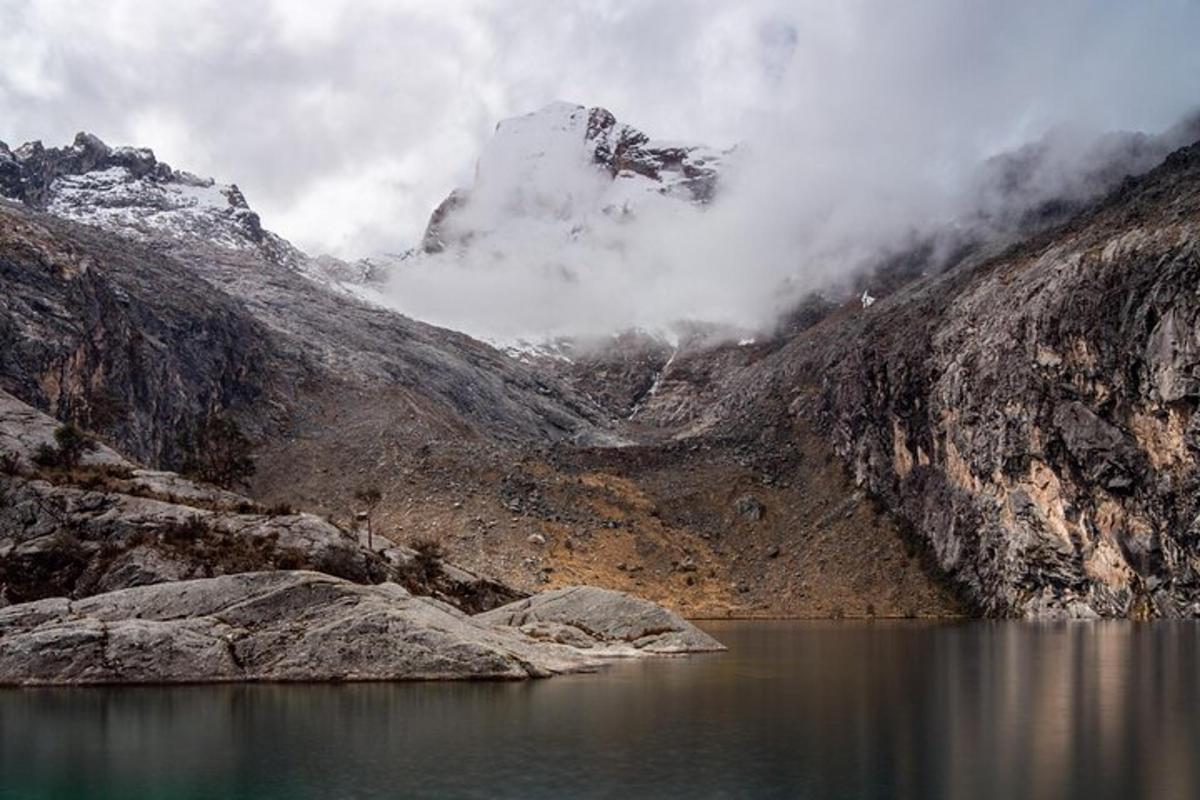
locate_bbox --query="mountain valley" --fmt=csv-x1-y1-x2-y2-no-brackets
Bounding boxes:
3,104,1200,621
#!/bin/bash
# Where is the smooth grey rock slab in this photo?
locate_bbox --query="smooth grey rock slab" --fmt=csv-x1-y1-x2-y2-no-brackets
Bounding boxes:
0,571,593,685
477,585,725,654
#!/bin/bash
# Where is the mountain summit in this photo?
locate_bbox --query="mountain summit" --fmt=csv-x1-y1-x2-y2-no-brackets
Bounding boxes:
421,102,728,254
3,133,256,247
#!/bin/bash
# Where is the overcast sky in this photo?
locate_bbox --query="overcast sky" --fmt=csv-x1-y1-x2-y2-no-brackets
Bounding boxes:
2,0,1199,262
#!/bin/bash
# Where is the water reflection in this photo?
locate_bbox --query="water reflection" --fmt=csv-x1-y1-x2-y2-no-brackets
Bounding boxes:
1,622,1196,799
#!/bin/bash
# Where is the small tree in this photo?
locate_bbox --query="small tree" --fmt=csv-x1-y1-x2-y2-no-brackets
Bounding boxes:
180,414,256,490
410,537,444,584
53,424,96,468
32,424,97,469
354,486,382,550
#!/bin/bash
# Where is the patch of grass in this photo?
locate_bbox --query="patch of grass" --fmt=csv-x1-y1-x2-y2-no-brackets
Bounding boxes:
159,515,211,543
36,462,136,493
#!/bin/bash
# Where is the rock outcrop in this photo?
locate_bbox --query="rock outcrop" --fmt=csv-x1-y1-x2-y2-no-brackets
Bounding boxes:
0,571,596,685
0,389,518,612
477,585,725,654
0,568,729,690
0,570,725,686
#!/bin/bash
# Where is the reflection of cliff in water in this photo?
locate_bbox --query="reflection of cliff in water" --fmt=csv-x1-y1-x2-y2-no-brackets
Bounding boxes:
1,621,1197,799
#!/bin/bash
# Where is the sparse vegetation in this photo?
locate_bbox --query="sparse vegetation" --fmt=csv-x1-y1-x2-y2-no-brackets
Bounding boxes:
354,485,383,549
76,472,104,491
159,515,211,543
32,424,98,469
32,460,135,493
53,424,96,468
178,414,256,490
411,536,445,583
32,442,58,468
0,450,20,474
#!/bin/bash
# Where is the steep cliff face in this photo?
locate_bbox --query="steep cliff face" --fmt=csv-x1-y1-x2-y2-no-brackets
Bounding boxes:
718,141,1200,618
0,206,292,465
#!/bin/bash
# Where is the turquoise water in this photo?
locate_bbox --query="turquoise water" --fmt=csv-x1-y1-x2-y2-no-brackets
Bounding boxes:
1,621,1197,799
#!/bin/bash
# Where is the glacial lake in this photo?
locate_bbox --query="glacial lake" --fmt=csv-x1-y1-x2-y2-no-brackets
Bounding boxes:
1,620,1197,799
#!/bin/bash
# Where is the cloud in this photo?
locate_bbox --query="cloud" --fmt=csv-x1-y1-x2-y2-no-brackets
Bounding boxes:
377,2,1200,339
1,1,1198,338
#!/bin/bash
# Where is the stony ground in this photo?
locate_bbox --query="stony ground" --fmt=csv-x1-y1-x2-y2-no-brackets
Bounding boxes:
250,388,964,619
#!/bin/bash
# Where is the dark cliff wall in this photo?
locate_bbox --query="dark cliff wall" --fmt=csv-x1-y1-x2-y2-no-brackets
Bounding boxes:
0,207,293,466
731,143,1200,618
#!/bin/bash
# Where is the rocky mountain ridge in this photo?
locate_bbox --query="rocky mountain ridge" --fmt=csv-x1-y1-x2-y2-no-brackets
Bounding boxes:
0,132,308,268
706,140,1200,617
0,189,614,468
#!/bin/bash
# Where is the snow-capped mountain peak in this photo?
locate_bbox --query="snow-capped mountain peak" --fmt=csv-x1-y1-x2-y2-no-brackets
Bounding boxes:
421,102,728,253
0,131,305,268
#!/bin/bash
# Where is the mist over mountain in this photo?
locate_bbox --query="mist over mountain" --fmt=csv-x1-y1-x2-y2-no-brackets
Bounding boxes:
378,102,1200,342
5,3,1199,251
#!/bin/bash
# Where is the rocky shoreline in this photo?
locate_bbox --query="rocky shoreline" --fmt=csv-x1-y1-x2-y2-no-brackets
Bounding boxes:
0,574,723,686
0,389,722,685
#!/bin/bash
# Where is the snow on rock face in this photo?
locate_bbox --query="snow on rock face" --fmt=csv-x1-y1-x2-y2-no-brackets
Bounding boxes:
0,131,305,270
421,102,728,254
46,166,259,251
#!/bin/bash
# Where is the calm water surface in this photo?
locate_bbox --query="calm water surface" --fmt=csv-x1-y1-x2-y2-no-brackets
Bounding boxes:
1,621,1197,799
